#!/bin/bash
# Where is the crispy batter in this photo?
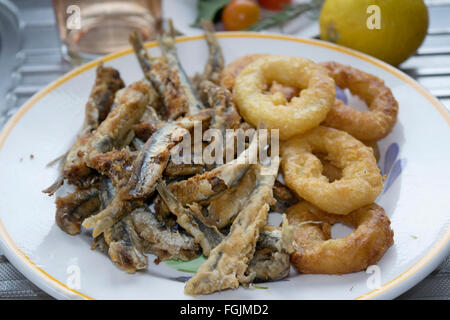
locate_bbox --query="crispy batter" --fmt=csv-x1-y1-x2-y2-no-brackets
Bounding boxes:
204,165,256,229
322,61,399,141
43,63,124,195
83,113,211,238
156,130,258,219
233,55,335,140
126,123,188,199
281,126,383,214
131,207,201,262
151,57,190,120
82,62,125,133
220,54,269,91
184,160,278,296
55,186,101,235
157,181,224,257
164,162,204,178
89,148,137,188
158,21,206,116
247,217,294,282
200,20,224,85
364,139,381,162
107,216,148,273
129,31,186,120
287,202,394,274
220,54,300,100
63,81,150,186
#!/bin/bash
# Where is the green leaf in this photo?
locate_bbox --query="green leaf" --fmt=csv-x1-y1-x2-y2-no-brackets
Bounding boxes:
252,285,269,290
192,0,231,27
165,255,207,273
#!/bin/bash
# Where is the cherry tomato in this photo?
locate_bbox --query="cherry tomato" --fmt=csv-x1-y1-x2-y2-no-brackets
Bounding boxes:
222,0,261,31
258,0,292,11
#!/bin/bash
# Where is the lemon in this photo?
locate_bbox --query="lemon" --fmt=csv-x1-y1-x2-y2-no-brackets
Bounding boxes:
319,0,429,66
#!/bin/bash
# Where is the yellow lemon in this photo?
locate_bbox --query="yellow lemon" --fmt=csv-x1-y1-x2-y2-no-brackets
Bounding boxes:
319,0,429,66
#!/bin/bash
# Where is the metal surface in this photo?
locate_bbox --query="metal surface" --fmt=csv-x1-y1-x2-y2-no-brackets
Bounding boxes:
0,0,448,300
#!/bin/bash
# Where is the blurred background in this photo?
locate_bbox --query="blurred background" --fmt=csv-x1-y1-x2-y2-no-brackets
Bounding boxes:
0,0,448,299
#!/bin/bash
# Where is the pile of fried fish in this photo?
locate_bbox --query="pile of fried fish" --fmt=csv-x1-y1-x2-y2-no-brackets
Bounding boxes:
43,21,297,296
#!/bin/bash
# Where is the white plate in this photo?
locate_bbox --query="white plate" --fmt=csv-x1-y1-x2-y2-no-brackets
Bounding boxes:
0,33,449,300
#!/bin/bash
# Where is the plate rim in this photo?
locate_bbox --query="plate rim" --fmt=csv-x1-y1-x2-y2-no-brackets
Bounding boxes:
0,32,449,300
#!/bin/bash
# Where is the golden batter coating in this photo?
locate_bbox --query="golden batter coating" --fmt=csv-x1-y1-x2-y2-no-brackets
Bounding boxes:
322,61,398,141
287,201,394,274
184,160,278,296
281,126,383,215
233,55,335,140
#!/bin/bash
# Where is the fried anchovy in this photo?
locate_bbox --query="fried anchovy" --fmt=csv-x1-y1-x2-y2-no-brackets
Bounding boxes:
89,148,138,189
158,20,205,115
205,173,296,229
43,63,124,195
99,176,116,209
271,181,300,213
199,80,241,130
127,123,189,198
200,20,224,85
90,177,116,251
165,128,258,204
62,81,150,187
129,31,163,96
83,114,209,237
92,178,149,273
156,181,224,257
164,162,204,178
55,185,101,235
104,215,149,273
204,165,256,229
128,109,212,198
247,218,294,282
131,207,201,262
81,62,125,134
198,80,242,164
155,128,258,220
184,159,279,296
130,31,187,120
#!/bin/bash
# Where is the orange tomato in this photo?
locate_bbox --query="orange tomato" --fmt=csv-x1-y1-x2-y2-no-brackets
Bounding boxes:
222,0,261,31
258,0,292,11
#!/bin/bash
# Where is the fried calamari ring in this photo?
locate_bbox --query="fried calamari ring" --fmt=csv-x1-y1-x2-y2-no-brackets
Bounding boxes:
321,61,398,141
233,55,336,140
364,139,380,162
281,126,383,215
287,201,394,274
220,54,269,91
220,54,301,101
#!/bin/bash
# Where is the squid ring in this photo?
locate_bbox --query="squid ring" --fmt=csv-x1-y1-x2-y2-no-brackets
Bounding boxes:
281,126,383,215
220,54,301,100
286,201,394,274
321,61,399,141
233,55,336,140
220,54,269,91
